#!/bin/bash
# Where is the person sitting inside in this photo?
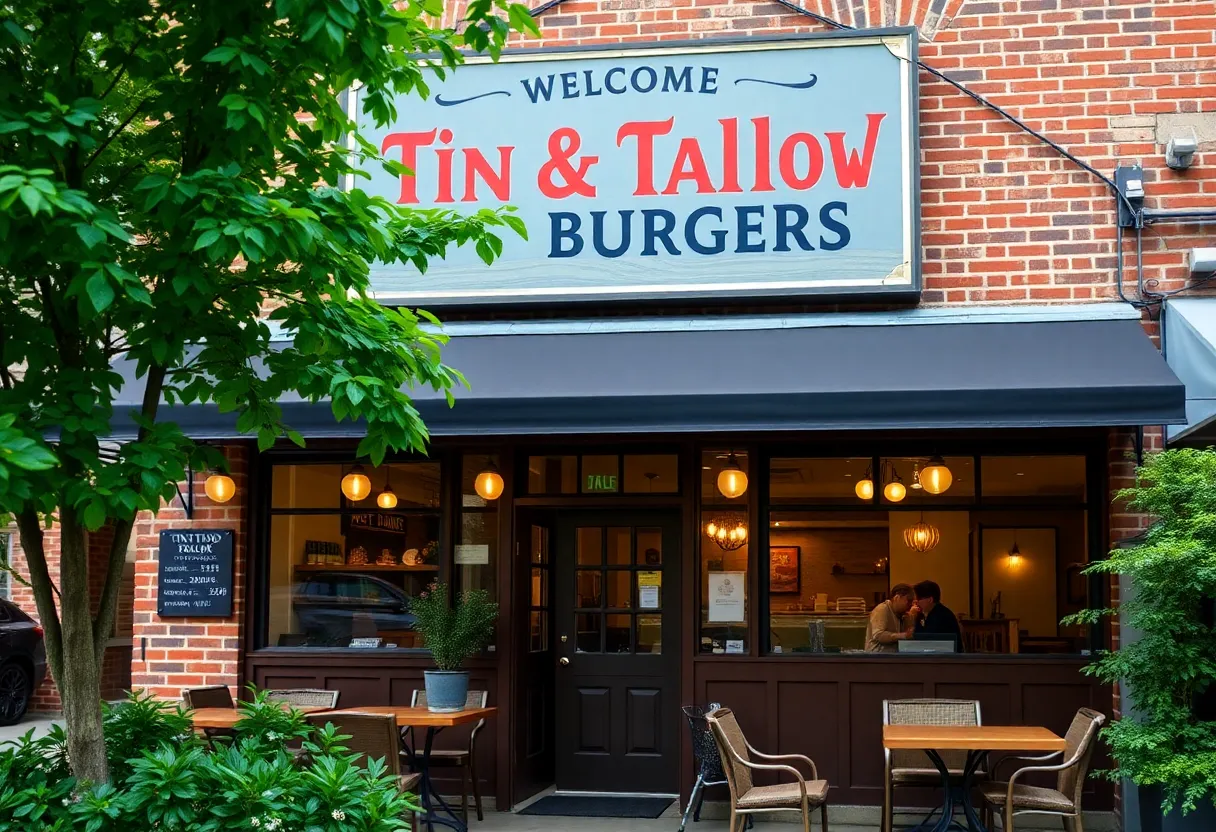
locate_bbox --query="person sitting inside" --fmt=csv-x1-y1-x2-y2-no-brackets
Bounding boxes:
865,584,916,653
912,579,963,651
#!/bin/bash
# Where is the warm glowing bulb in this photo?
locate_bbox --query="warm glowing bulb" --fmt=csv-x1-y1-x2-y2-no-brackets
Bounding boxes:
884,480,907,502
474,469,505,501
921,457,953,495
716,454,748,499
341,465,372,502
855,479,874,500
706,521,718,537
204,473,235,503
736,526,747,541
377,486,398,509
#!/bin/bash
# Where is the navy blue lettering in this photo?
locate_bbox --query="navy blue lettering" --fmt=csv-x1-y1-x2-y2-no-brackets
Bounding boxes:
685,207,726,255
605,67,627,94
642,209,679,256
561,72,580,99
632,66,658,93
734,205,765,253
592,210,633,257
662,65,693,93
583,69,603,96
819,201,850,251
521,75,556,103
700,67,719,94
550,212,583,258
774,204,814,252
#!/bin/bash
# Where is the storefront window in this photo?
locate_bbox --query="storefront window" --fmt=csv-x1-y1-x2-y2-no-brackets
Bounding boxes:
267,462,441,649
459,456,499,651
980,456,1087,503
879,457,975,503
529,453,680,495
700,449,749,654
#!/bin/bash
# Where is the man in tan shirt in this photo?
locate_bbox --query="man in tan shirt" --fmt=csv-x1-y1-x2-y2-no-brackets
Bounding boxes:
865,584,916,652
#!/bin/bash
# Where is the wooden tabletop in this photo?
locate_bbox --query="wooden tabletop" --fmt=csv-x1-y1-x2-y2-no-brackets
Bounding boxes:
322,705,497,728
189,705,329,730
883,725,1066,752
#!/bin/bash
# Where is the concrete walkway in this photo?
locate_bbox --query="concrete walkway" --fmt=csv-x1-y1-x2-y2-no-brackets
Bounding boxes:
0,713,60,743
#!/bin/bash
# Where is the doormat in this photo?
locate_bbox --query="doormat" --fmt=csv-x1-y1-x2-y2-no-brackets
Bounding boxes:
518,795,673,819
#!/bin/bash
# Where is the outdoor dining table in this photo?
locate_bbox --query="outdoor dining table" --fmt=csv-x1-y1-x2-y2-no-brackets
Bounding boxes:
324,705,497,832
189,704,331,731
882,724,1066,832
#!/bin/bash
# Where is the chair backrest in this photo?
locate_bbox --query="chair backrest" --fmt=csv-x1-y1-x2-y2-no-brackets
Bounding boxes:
306,712,401,776
884,699,981,771
183,685,234,709
411,689,488,711
682,703,726,781
265,689,340,709
1057,708,1106,806
706,707,753,799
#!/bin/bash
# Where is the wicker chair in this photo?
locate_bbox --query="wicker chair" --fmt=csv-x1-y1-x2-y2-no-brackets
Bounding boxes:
882,699,983,832
265,689,340,709
706,707,829,832
408,689,488,822
979,708,1105,832
183,685,234,709
306,712,421,829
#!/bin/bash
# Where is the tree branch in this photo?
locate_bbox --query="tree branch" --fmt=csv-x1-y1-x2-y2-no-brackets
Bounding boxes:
83,98,149,171
14,509,65,684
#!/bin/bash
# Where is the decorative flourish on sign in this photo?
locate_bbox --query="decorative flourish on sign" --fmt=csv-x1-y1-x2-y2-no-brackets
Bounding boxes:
435,90,512,107
734,73,818,90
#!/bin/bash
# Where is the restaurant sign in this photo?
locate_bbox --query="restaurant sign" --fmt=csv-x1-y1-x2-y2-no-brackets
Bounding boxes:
357,31,919,305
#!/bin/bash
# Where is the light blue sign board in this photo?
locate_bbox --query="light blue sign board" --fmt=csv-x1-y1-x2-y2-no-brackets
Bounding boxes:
356,31,919,306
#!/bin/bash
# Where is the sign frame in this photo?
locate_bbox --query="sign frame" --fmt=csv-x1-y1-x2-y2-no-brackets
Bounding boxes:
355,28,922,308
156,529,235,618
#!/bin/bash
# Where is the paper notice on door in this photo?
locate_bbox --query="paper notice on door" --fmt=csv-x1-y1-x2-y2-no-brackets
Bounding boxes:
707,571,746,623
454,544,490,565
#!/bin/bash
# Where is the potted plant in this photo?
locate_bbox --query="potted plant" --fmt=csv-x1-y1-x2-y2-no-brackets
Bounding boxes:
410,582,498,712
1065,450,1216,831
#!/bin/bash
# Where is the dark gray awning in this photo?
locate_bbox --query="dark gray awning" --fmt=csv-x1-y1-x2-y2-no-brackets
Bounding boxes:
107,310,1185,439
1164,298,1216,445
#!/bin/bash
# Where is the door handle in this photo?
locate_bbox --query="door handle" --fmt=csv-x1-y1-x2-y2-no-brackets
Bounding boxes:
559,657,570,666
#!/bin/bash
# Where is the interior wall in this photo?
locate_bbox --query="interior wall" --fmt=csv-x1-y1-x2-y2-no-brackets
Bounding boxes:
768,528,889,611
889,512,972,616
979,527,1058,637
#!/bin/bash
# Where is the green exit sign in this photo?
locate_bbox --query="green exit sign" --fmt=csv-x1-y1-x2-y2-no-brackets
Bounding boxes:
585,474,618,493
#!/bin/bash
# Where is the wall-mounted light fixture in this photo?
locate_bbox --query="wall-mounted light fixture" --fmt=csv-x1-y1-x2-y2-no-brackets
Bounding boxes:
204,470,236,504
1166,132,1198,171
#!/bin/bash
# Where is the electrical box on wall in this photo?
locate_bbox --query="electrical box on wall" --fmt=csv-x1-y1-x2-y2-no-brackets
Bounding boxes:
1115,164,1145,229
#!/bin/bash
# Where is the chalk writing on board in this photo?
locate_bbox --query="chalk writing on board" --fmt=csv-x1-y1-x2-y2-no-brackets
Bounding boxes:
157,530,234,617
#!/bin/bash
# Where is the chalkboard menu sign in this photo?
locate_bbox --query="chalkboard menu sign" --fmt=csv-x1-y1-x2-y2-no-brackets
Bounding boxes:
157,530,234,617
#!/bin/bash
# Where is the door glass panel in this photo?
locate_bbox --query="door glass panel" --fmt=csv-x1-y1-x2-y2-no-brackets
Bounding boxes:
576,613,601,653
606,571,631,609
531,568,547,608
528,455,578,494
605,614,631,654
637,528,662,566
577,527,602,565
531,525,549,564
607,527,632,565
530,611,548,652
576,570,602,608
636,615,662,654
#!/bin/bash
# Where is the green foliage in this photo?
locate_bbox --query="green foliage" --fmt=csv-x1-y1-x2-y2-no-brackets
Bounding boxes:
0,690,419,831
410,582,498,671
101,691,193,782
1064,449,1216,813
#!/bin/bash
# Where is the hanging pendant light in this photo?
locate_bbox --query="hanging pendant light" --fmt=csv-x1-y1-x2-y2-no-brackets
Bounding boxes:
377,467,398,509
704,512,748,551
204,470,236,503
716,452,748,499
855,463,875,500
1008,539,1022,567
902,512,941,553
884,465,907,503
474,461,505,501
341,464,372,502
921,455,953,495
911,462,923,490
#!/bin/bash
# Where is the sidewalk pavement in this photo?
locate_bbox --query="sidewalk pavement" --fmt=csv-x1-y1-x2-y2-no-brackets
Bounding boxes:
0,712,60,743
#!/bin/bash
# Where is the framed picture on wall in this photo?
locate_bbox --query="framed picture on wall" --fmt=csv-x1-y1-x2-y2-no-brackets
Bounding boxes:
769,546,801,595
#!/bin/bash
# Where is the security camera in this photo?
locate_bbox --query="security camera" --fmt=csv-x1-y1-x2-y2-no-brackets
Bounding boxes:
1166,134,1199,170
1190,248,1216,276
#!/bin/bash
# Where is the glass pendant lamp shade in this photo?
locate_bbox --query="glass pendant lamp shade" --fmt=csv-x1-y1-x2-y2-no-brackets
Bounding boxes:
716,453,748,499
903,514,941,552
475,468,505,501
376,485,398,509
204,472,236,503
884,479,906,502
705,513,748,551
341,464,372,502
855,478,875,500
921,455,953,495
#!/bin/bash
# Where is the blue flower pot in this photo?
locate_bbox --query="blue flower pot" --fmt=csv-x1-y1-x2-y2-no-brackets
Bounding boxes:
423,670,469,713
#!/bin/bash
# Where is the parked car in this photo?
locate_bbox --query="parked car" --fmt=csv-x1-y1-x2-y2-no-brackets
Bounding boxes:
291,573,416,647
0,599,47,725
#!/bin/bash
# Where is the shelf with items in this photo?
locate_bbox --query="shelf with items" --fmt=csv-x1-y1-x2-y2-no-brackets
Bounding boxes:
293,564,439,573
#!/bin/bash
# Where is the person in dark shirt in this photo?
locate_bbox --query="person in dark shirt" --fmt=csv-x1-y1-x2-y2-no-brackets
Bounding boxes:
911,580,963,652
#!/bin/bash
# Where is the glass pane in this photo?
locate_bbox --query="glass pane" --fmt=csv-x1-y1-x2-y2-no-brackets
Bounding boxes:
623,455,679,493
981,456,1087,502
605,614,631,653
582,455,620,493
637,528,662,566
577,527,603,565
607,527,631,565
531,525,548,564
528,455,577,494
607,571,631,609
458,509,496,595
576,613,601,653
576,570,602,608
272,462,441,509
530,568,546,608
702,449,749,507
770,458,874,504
636,615,662,654
529,611,548,653
880,457,974,504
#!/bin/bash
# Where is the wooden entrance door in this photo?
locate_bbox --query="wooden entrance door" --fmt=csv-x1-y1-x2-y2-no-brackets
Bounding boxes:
553,511,681,794
512,512,556,805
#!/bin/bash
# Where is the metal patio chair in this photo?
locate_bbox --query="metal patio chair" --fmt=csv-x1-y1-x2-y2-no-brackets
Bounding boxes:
882,699,983,832
408,689,489,822
182,685,234,709
680,703,754,832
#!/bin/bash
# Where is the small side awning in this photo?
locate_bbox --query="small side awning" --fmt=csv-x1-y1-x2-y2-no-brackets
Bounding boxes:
108,305,1185,439
1164,298,1216,445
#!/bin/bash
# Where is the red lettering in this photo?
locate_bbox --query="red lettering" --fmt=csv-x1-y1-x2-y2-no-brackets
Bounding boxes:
751,117,774,192
617,118,675,196
662,138,715,195
826,112,887,188
778,133,824,190
435,147,455,203
462,147,514,202
380,129,437,204
719,118,741,194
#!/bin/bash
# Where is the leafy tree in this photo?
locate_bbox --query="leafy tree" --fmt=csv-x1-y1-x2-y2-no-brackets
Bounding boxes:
0,0,536,783
1066,449,1216,813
